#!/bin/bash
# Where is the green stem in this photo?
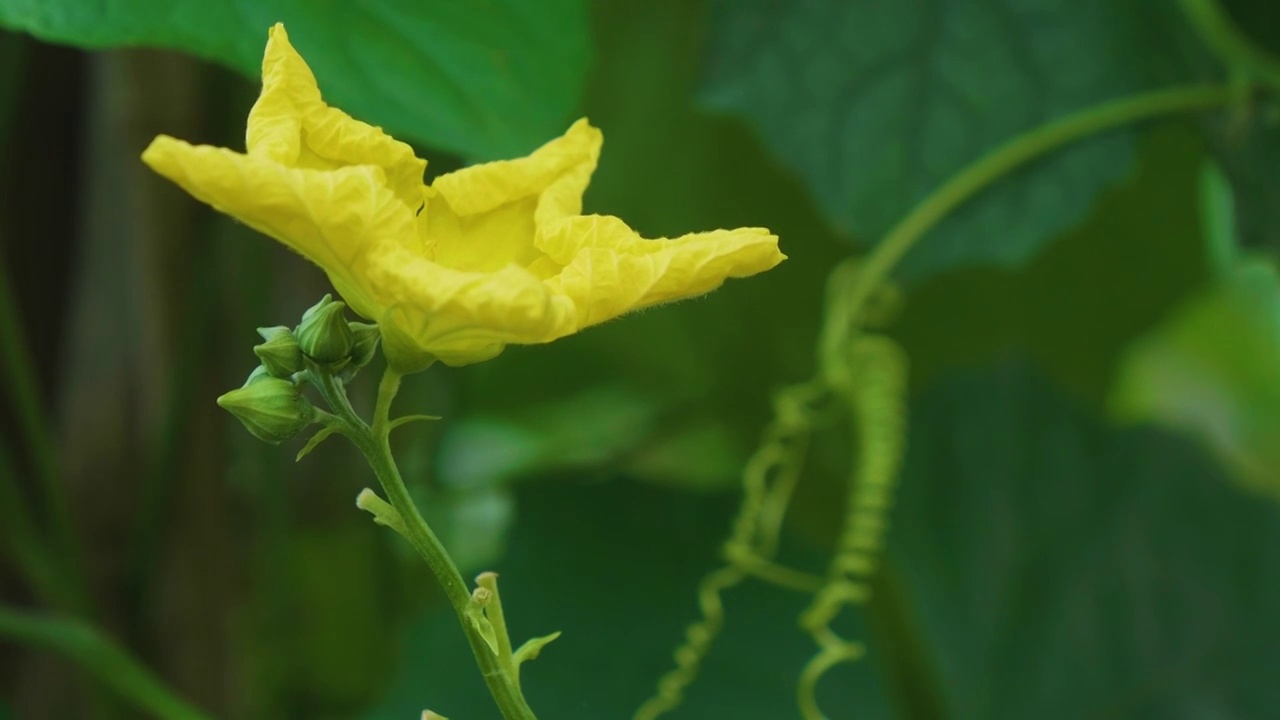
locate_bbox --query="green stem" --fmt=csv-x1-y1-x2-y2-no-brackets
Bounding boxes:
0,605,212,720
0,253,89,614
322,368,536,720
821,84,1239,369
1178,0,1280,91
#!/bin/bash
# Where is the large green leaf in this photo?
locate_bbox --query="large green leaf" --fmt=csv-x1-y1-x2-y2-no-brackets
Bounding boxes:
889,124,1212,408
889,362,1280,717
700,0,1194,281
0,0,590,158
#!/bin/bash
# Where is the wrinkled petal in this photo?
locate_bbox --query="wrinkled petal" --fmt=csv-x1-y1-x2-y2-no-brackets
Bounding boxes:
141,23,785,370
431,118,601,222
247,23,426,208
367,244,578,365
423,119,602,272
141,136,415,320
540,215,785,328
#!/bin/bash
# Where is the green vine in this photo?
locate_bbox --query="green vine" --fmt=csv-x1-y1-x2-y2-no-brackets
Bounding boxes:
637,82,1245,720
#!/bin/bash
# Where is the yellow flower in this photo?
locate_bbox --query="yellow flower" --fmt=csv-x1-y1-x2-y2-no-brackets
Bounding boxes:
142,23,784,367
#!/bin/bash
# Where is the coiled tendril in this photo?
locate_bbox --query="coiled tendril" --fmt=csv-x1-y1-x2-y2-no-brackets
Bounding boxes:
634,260,909,720
798,333,907,720
633,380,828,720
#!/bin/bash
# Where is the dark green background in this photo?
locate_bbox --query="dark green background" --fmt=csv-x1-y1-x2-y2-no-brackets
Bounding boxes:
1,0,1278,718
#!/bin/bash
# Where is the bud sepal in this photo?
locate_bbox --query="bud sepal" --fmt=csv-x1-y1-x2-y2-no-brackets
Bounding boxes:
253,326,303,378
217,368,315,444
296,294,354,366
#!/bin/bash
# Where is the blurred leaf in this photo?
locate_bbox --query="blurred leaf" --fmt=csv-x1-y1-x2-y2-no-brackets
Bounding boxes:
1201,105,1280,257
0,0,590,158
437,385,747,493
622,420,746,492
365,479,894,719
1220,0,1280,60
890,361,1280,717
436,386,661,488
1199,158,1241,273
700,0,1194,281
287,525,396,710
1111,258,1280,499
421,485,514,575
889,124,1212,408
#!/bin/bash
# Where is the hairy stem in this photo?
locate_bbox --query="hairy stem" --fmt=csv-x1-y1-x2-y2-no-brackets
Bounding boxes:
321,368,536,720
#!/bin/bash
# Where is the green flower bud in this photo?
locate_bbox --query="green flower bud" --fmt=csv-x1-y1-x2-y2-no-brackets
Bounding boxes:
217,370,314,444
348,321,381,369
253,326,303,378
244,365,273,385
296,294,354,365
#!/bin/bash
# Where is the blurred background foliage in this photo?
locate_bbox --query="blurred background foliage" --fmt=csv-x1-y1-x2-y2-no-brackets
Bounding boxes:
0,0,1279,718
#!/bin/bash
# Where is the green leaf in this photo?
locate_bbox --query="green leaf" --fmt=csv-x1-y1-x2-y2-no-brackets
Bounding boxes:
700,0,1190,281
889,124,1213,408
295,424,340,462
387,415,440,433
512,631,561,672
0,0,590,159
435,386,663,488
1111,258,1280,499
355,488,411,539
464,600,499,656
889,361,1280,717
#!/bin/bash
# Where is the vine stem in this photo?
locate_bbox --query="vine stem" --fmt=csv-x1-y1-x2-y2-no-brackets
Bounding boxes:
1178,0,1280,92
0,605,212,720
316,368,536,720
821,83,1238,372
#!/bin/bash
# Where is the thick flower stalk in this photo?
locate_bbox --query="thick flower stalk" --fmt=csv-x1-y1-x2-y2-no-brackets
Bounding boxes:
142,23,783,369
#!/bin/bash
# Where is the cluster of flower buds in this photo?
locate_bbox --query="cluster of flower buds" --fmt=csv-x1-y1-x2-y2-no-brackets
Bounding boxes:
216,295,381,443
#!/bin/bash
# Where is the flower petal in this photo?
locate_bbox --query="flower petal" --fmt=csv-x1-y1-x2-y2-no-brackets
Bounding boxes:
368,245,578,365
141,135,416,319
247,23,426,208
540,215,785,328
430,118,601,224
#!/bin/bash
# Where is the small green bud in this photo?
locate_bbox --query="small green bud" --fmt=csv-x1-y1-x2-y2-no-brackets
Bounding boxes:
296,294,354,365
217,371,314,444
253,326,303,378
244,365,273,385
348,321,380,369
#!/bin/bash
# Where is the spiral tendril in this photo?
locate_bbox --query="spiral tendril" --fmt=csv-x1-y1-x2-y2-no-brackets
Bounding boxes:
797,334,908,720
633,381,827,720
